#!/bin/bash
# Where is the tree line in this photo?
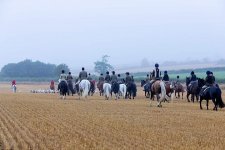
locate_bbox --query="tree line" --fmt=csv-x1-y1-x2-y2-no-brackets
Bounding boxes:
0,59,70,79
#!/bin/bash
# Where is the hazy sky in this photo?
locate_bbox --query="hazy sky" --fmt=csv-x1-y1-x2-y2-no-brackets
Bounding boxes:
0,0,225,70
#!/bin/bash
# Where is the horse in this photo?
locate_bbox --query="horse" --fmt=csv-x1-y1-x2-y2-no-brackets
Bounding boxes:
12,84,17,93
78,80,90,99
174,82,185,99
111,82,120,100
88,80,96,96
67,80,75,96
126,82,137,99
200,86,225,111
58,81,68,99
150,80,168,107
119,84,127,99
164,81,175,100
97,82,104,96
186,77,205,103
141,80,150,98
103,83,111,100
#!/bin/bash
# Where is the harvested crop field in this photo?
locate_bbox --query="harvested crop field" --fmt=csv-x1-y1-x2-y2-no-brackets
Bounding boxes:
0,83,225,149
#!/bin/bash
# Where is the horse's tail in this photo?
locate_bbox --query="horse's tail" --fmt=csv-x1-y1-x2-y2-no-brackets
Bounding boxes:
83,81,90,98
217,88,225,108
159,81,166,101
103,83,110,99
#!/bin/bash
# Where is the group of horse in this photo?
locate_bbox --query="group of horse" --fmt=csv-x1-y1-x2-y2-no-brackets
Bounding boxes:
97,81,137,100
141,77,225,110
57,79,95,99
57,79,138,101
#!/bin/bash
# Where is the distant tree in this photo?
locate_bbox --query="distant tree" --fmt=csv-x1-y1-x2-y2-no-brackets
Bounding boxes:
54,64,70,77
0,59,57,77
94,55,114,74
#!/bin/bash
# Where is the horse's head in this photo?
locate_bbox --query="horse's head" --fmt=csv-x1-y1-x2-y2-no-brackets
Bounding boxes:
141,80,146,87
186,77,190,85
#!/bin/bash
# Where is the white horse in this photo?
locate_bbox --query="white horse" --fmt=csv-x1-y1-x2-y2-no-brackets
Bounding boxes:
12,85,17,93
79,80,90,99
119,84,127,99
103,83,111,100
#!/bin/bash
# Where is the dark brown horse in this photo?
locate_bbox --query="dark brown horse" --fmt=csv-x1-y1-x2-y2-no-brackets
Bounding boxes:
200,86,225,111
186,78,205,103
174,82,185,99
97,81,104,96
164,81,174,99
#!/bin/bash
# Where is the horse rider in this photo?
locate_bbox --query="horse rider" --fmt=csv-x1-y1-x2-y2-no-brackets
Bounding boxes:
176,75,180,84
117,74,125,84
200,71,215,96
150,63,161,89
111,71,118,84
67,72,73,82
162,71,169,82
146,74,150,83
125,72,132,86
105,71,111,83
189,71,197,85
152,63,161,80
59,70,67,83
79,67,88,81
98,73,104,83
87,73,92,81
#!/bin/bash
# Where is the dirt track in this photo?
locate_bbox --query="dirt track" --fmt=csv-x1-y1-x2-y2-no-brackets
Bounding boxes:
0,83,225,149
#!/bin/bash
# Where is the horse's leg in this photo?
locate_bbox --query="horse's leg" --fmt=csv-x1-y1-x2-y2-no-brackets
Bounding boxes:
182,92,183,99
200,97,203,110
191,94,194,103
187,92,190,102
212,99,217,111
196,94,199,102
206,100,209,110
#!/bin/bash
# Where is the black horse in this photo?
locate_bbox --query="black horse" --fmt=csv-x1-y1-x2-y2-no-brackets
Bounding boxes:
58,81,68,99
200,86,225,111
88,80,95,96
67,81,75,96
126,82,137,99
111,82,120,100
186,77,205,102
141,80,150,98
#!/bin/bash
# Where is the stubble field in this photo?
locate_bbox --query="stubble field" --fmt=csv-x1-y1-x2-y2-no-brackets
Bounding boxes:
0,83,225,150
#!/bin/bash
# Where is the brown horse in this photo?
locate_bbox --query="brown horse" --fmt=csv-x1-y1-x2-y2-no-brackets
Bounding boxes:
174,82,185,99
150,80,167,107
164,81,174,99
97,81,104,96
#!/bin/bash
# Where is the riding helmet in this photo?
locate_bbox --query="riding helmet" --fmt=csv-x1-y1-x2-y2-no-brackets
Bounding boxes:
155,63,159,68
191,71,194,75
206,71,211,75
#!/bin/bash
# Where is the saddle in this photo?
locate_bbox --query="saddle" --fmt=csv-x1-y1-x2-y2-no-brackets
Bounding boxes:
188,80,198,91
